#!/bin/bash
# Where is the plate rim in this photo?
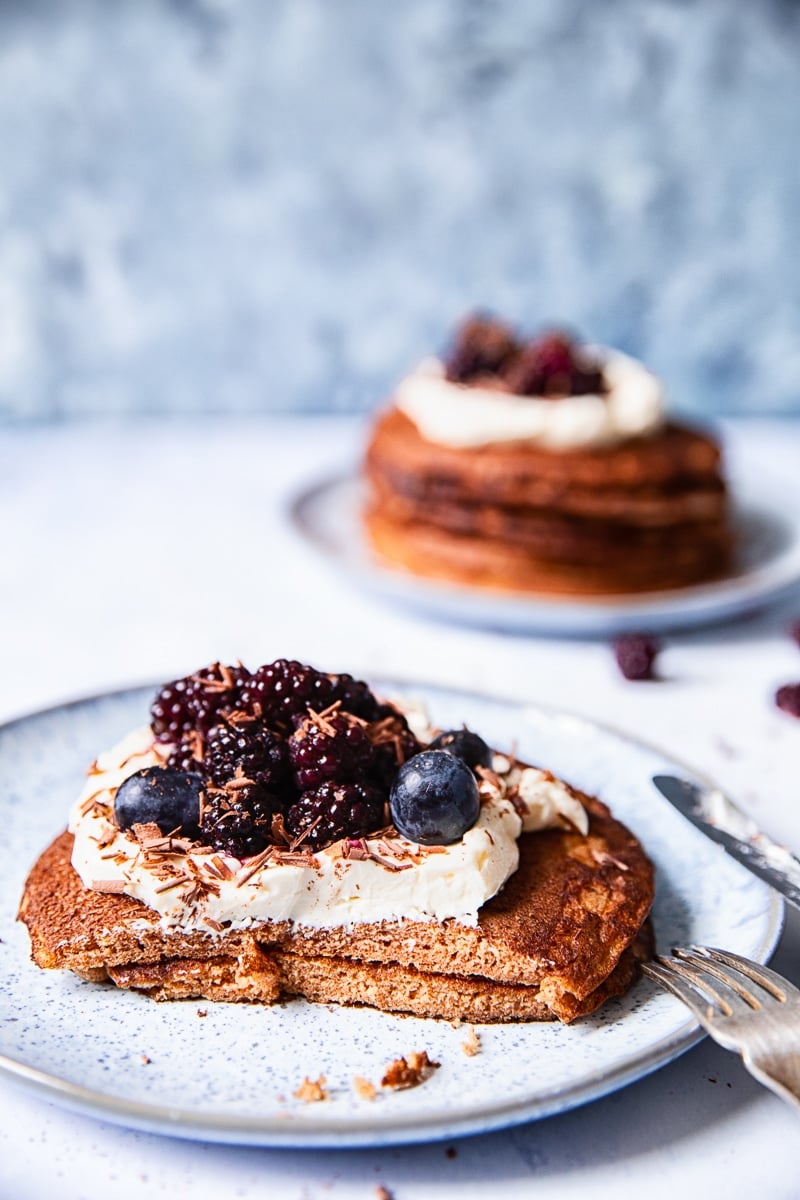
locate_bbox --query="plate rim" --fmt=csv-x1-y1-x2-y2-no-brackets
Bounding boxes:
0,682,784,1146
289,470,800,633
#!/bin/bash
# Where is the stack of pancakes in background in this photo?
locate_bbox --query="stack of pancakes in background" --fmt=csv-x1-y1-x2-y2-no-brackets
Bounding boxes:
364,317,733,596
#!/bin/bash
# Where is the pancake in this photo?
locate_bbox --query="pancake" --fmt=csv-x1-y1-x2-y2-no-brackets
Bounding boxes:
363,381,734,597
18,790,654,1024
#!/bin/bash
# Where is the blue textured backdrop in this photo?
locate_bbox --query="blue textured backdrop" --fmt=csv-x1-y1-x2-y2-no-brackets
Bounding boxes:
1,0,799,420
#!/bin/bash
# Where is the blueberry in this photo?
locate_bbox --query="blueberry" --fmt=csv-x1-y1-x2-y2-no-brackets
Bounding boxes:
114,766,204,836
389,750,480,845
428,728,492,770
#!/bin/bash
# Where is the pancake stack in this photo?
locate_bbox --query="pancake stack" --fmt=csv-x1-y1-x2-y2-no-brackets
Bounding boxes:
364,319,733,596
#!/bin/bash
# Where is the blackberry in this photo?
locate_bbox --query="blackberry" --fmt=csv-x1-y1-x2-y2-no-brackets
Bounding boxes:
613,633,660,681
504,331,604,397
367,713,421,788
237,660,384,730
330,673,382,721
200,784,281,859
444,314,517,383
286,782,386,849
150,662,246,743
205,722,289,794
289,714,376,790
166,732,207,774
238,659,339,730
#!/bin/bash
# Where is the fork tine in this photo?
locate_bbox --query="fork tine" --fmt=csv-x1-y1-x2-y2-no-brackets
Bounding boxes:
660,953,748,1016
641,960,720,1028
691,945,800,1003
673,948,763,1012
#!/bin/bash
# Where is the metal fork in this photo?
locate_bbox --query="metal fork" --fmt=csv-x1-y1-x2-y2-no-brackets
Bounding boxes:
642,945,800,1112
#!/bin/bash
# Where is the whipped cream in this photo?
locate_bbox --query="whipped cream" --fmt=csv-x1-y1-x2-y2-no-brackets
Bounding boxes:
393,350,664,450
69,724,588,933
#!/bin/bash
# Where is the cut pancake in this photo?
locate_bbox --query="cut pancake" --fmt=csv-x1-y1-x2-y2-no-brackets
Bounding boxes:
19,793,654,1023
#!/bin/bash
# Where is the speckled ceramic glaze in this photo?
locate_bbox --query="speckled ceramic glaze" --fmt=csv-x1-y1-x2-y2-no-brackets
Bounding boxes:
0,683,781,1147
292,474,800,635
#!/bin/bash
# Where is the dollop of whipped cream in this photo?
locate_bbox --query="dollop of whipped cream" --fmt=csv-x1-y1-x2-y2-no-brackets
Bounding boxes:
69,723,588,933
393,349,664,450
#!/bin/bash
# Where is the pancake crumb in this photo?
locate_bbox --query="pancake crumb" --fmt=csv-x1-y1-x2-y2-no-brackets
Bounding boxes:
294,1075,328,1103
376,1187,395,1200
461,1026,481,1056
381,1050,440,1090
354,1075,377,1101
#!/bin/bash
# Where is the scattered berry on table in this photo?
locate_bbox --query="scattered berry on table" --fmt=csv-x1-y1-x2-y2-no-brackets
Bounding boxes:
390,750,480,845
612,633,660,681
429,728,492,770
775,683,800,719
114,766,205,836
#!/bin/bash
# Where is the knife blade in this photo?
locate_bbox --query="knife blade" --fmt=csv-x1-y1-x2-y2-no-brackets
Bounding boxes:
652,774,800,912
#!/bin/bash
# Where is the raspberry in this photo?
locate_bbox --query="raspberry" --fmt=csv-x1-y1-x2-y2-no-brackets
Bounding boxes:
289,714,376,790
776,684,800,718
150,662,247,743
286,782,387,849
205,722,289,794
444,314,517,383
200,784,281,859
613,633,660,681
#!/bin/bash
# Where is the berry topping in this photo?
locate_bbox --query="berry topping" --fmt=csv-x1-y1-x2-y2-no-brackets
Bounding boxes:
775,683,800,719
114,766,204,836
613,633,660,681
443,317,605,398
205,722,289,794
504,331,605,397
445,314,517,383
236,660,380,731
200,784,281,859
286,781,387,848
389,750,480,846
289,712,377,790
150,662,246,743
428,728,493,770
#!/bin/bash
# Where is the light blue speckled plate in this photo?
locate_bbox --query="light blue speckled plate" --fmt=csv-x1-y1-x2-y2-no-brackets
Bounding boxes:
0,683,782,1147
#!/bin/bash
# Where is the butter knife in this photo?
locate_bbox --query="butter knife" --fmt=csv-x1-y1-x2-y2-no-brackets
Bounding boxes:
652,774,800,912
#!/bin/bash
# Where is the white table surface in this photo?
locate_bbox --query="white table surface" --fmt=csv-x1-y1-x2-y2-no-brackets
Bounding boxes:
1,414,799,1200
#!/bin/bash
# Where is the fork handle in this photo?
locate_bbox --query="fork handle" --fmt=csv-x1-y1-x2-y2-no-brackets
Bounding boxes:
746,1052,800,1113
